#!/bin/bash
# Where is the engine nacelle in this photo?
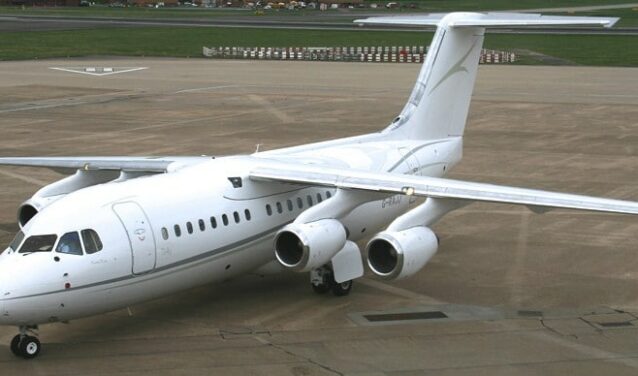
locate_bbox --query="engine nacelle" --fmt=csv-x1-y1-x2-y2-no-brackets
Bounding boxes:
17,196,65,229
366,226,438,280
274,219,347,272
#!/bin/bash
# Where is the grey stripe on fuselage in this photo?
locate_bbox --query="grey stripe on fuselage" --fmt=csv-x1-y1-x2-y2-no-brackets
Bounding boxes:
386,140,448,173
1,221,290,302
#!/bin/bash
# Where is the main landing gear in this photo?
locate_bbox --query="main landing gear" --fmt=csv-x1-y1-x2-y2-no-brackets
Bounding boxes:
10,326,41,359
310,266,353,297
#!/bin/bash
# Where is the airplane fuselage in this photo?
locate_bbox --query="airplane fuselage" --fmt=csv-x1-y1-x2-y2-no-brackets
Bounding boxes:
0,138,462,325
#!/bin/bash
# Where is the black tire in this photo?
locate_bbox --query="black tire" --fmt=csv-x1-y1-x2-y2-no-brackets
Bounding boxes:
19,336,41,359
10,335,21,357
312,282,331,294
331,280,353,297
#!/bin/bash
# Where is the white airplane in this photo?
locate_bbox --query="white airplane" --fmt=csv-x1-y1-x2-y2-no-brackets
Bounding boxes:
0,12,634,359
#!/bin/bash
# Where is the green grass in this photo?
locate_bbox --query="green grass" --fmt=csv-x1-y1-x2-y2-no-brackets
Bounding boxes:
0,27,636,66
556,8,638,27
366,0,638,12
485,34,638,66
2,1,638,18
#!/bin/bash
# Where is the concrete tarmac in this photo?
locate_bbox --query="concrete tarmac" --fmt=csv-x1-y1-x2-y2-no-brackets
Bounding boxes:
0,59,637,375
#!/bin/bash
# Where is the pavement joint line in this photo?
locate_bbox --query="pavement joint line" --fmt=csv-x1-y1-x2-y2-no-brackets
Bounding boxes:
527,329,638,369
175,85,240,94
254,336,344,376
0,91,141,114
507,208,530,307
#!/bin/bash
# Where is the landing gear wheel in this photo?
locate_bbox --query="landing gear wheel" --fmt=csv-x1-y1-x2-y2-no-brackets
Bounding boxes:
10,335,21,357
331,280,353,297
18,336,41,359
310,266,332,295
312,282,331,294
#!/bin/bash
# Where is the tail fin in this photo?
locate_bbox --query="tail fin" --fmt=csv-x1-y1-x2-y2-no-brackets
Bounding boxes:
355,13,617,140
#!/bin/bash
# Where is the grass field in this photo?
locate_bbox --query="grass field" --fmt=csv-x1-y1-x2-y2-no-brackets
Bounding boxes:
1,1,638,19
1,27,636,66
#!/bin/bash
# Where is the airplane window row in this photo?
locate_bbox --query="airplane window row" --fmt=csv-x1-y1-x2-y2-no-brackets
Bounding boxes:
265,190,332,217
161,208,253,241
15,229,103,256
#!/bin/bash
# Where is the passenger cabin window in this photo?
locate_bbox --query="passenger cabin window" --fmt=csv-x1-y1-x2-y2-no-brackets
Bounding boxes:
56,232,83,256
199,219,206,232
287,199,293,211
222,214,229,226
326,191,332,198
187,222,193,234
8,231,25,252
211,217,217,229
174,225,182,237
266,204,272,216
276,202,283,214
18,234,57,253
297,197,303,209
307,195,313,206
81,229,103,254
245,209,251,221
233,211,240,224
317,193,323,203
161,227,169,241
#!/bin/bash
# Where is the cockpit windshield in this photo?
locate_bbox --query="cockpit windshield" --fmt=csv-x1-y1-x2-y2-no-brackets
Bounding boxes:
56,232,83,256
8,231,25,252
18,234,58,254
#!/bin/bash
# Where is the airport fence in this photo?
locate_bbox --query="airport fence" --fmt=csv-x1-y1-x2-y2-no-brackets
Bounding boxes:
202,46,516,64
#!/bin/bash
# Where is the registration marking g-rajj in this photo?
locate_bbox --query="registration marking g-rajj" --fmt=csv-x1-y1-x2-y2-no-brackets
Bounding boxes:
0,12,635,359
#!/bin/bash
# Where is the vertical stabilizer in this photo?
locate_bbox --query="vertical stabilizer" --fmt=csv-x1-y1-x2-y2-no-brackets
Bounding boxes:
355,13,618,141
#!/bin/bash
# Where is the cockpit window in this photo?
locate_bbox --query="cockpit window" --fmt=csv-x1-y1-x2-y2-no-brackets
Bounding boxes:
19,234,58,253
9,231,25,252
56,232,83,256
81,229,103,254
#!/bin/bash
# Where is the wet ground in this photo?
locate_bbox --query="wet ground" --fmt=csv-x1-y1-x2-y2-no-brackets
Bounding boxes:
0,59,637,375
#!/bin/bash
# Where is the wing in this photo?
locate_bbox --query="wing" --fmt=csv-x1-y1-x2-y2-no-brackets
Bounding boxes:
0,156,213,173
250,163,638,215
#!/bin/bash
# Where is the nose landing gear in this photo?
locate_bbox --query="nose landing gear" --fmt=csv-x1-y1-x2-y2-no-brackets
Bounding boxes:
10,326,41,359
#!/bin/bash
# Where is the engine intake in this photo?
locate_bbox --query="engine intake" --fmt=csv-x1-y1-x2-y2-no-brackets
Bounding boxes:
17,203,39,228
366,226,438,280
274,219,346,272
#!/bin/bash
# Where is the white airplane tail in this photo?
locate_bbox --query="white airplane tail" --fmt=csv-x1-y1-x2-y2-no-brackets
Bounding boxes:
355,13,617,141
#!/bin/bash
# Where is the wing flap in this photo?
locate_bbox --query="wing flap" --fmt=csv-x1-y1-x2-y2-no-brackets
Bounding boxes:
250,164,638,215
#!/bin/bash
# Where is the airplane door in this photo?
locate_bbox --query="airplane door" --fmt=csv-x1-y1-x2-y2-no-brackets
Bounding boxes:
113,202,156,275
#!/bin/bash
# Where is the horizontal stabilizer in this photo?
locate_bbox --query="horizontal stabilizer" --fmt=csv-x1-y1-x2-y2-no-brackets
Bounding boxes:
354,12,618,28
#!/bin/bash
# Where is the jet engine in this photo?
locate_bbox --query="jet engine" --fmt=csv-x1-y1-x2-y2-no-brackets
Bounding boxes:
366,226,438,280
16,169,120,228
274,219,347,272
17,196,63,228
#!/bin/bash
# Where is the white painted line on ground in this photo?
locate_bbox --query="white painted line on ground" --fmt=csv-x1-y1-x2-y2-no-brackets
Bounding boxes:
358,277,443,304
247,94,295,124
0,169,48,186
49,67,148,77
175,85,240,94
